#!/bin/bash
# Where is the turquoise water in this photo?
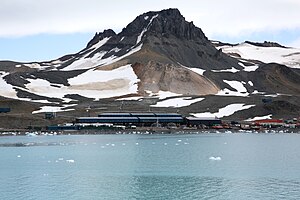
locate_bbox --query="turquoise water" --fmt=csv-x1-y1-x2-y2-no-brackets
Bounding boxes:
1,133,300,200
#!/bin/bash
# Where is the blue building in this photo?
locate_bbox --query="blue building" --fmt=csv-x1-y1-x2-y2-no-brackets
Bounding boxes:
0,108,10,113
75,112,184,127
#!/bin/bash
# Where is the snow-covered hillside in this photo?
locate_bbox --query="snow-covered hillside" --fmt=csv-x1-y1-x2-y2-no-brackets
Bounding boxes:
218,42,300,68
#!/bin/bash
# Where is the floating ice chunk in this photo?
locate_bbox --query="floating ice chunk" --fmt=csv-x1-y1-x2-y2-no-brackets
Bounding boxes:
17,155,21,158
58,158,64,161
111,144,115,147
122,143,126,146
209,156,222,161
66,160,75,163
177,140,182,142
164,143,168,145
26,132,37,137
135,143,139,145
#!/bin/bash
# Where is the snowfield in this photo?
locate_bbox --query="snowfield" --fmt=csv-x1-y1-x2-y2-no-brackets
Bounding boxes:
192,103,255,118
219,43,300,68
25,65,140,101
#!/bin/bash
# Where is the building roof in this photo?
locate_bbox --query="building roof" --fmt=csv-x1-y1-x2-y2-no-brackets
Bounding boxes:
98,113,132,116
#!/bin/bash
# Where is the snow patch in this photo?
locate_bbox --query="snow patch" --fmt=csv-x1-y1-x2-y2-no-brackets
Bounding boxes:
245,114,272,121
189,68,206,76
192,103,255,118
109,47,121,53
178,63,206,76
238,62,259,72
151,97,204,108
0,72,18,99
146,90,181,100
32,104,76,114
117,96,143,101
252,90,266,95
212,67,239,73
217,80,249,97
264,94,279,97
89,37,111,50
224,80,247,93
24,63,43,69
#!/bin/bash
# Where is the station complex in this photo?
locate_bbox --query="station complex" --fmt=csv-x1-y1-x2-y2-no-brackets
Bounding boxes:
47,112,222,131
47,112,300,131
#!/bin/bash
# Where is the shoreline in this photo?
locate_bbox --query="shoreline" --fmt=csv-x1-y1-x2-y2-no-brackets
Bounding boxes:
1,127,300,136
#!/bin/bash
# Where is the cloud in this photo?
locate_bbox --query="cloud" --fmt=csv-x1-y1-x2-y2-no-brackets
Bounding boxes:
1,0,300,39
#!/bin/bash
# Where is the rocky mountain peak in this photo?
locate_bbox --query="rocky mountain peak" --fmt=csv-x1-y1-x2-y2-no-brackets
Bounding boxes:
86,29,116,48
120,8,207,41
148,9,207,41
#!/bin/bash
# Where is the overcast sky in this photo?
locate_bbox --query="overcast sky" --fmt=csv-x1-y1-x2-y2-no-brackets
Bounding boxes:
1,0,300,62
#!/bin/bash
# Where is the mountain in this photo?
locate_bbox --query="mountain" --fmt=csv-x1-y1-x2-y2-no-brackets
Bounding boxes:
0,8,300,128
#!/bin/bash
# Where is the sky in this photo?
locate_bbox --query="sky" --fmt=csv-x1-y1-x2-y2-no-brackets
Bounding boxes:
1,0,300,62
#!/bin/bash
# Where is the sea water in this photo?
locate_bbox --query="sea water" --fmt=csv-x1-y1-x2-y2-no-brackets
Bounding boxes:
1,133,300,200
